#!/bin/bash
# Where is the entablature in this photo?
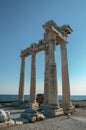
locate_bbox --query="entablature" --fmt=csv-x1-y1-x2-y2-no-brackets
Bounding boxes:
20,20,73,57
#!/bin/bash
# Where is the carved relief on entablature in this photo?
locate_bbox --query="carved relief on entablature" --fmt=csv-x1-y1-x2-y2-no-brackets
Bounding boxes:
20,47,32,57
20,20,73,57
60,24,73,36
38,39,43,46
43,20,73,42
30,42,37,49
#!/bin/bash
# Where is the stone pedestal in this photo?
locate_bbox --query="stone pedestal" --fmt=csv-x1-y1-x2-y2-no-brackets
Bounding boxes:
60,43,74,110
30,53,36,103
40,105,63,118
18,56,26,102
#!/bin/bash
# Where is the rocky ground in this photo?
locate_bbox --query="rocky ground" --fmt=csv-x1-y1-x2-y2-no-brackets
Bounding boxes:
0,101,86,130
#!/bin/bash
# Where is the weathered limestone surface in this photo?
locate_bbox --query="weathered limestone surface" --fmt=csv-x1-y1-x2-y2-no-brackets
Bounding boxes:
61,43,73,109
48,37,59,107
44,49,49,104
18,56,26,102
21,108,45,123
20,20,72,57
30,54,36,103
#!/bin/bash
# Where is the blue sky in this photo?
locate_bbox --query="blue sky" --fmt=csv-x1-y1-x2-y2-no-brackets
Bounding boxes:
0,0,86,95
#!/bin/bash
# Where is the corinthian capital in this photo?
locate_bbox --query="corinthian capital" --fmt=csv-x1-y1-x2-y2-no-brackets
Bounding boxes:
21,56,26,60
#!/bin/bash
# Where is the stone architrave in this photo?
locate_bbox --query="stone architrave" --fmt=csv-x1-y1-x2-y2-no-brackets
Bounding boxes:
48,38,59,107
44,49,49,104
18,56,26,102
30,53,36,103
61,43,73,108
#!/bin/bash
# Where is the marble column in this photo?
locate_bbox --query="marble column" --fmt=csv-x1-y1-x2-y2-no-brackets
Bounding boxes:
48,39,59,107
18,56,26,102
61,43,73,108
44,49,49,104
30,53,36,103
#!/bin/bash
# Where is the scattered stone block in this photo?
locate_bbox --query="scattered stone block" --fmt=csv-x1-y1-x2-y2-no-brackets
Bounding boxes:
21,112,33,119
0,109,8,122
29,116,36,123
6,111,10,120
21,108,45,123
36,113,45,121
0,119,15,128
14,118,28,125
25,108,38,114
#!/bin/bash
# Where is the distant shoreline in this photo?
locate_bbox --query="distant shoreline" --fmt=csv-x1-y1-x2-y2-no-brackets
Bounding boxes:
0,99,86,103
0,95,86,102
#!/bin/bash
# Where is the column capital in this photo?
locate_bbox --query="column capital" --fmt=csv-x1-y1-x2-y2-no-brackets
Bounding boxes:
31,52,36,56
21,56,26,60
44,31,57,42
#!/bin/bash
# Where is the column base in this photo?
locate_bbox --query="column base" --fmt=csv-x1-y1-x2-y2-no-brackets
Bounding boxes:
18,99,25,104
39,104,64,118
29,100,39,109
43,101,60,109
61,102,75,114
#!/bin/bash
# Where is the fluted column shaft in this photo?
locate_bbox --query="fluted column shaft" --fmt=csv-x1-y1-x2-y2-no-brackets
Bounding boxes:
61,43,72,107
44,49,49,104
48,39,59,107
18,56,26,102
30,53,36,103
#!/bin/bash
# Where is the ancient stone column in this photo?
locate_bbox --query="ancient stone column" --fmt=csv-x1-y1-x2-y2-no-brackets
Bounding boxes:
44,49,49,104
60,43,73,108
30,53,36,103
48,39,59,107
18,56,26,102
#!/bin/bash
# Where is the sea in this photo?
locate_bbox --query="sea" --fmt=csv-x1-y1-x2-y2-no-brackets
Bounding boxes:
0,95,86,102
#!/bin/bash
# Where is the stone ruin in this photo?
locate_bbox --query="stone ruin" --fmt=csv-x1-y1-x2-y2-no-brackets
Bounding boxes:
18,20,74,115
